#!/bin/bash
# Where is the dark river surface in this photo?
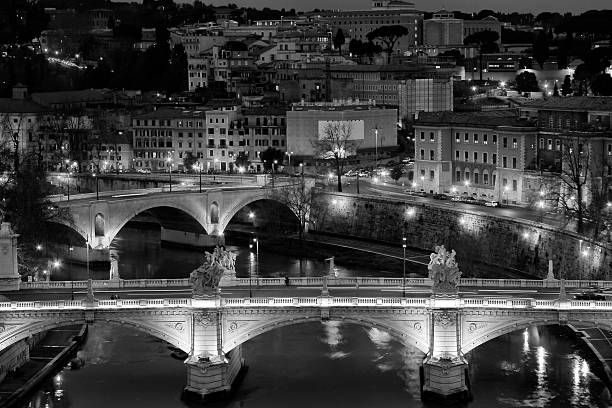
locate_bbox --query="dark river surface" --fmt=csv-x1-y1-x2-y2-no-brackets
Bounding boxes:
21,226,612,408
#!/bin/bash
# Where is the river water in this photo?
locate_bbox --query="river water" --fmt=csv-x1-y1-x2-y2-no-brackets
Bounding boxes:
21,226,612,408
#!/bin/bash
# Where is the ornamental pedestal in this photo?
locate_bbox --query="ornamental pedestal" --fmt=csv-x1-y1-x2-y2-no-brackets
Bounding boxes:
182,345,247,402
0,222,20,291
421,356,470,403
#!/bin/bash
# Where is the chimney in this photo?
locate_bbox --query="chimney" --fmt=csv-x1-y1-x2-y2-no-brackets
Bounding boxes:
12,83,27,100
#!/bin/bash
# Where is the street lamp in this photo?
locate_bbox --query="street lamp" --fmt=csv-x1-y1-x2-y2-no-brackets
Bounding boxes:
373,127,379,169
464,179,470,197
285,151,293,173
166,157,173,191
193,163,202,193
503,185,509,204
252,237,259,276
402,237,407,298
238,166,245,183
248,245,253,298
420,175,425,192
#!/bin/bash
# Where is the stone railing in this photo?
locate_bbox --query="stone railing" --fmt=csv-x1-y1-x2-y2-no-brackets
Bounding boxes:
19,277,612,291
3,296,612,312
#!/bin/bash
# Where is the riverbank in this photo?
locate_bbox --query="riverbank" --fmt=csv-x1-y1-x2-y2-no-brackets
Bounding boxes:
0,325,87,408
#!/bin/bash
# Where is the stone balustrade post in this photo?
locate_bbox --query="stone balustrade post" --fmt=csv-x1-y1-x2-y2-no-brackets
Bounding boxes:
0,222,20,291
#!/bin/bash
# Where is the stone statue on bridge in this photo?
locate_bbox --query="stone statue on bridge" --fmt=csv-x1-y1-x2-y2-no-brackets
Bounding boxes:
428,245,462,295
109,250,120,280
190,246,236,298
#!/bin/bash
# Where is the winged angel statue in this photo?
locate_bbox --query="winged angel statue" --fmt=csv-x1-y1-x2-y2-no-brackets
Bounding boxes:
189,246,237,298
427,245,462,294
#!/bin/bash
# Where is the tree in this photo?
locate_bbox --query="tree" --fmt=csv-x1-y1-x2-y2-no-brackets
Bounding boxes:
591,74,612,96
260,148,284,171
555,138,590,234
234,152,250,170
270,175,315,240
515,71,540,93
366,25,408,63
182,152,197,171
333,29,345,56
390,165,403,184
561,75,573,96
553,83,559,96
312,121,360,193
464,30,500,80
533,30,549,69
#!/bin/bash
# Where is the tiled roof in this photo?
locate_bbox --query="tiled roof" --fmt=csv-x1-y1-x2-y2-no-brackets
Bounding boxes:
522,97,612,112
133,107,206,120
416,110,536,129
242,106,288,116
0,99,49,114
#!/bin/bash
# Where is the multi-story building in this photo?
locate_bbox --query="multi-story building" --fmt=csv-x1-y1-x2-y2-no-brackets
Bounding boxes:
241,107,287,172
203,105,240,172
131,108,207,172
317,1,424,55
423,10,464,47
89,131,133,173
519,97,612,203
286,99,397,162
414,110,538,204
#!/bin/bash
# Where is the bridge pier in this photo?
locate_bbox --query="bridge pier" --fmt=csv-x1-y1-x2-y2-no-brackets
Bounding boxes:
420,309,471,403
183,345,246,401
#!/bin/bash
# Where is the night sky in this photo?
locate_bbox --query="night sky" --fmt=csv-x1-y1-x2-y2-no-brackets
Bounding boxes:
192,0,611,13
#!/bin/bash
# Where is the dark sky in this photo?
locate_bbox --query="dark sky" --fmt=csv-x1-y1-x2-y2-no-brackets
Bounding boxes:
194,0,611,13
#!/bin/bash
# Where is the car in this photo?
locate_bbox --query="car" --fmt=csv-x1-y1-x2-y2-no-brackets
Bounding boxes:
484,201,501,207
450,196,462,202
575,291,606,301
461,197,477,203
433,194,449,200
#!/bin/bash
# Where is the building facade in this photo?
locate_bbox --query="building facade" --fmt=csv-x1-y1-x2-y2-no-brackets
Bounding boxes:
414,111,538,204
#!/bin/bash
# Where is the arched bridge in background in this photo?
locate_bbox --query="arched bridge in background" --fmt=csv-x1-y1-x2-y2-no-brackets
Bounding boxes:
51,183,311,249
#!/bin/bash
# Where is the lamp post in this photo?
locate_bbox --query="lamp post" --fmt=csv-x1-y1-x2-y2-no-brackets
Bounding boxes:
402,237,407,298
464,179,470,197
248,245,253,298
374,127,379,169
285,151,293,173
238,166,245,183
420,175,425,192
166,157,173,192
69,245,74,300
503,185,509,204
537,199,545,222
253,237,259,277
193,163,202,193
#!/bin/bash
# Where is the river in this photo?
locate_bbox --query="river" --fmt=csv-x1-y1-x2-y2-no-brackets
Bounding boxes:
20,225,612,408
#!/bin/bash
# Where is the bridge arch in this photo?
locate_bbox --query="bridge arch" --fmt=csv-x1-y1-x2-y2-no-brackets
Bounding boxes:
0,313,192,355
218,192,299,234
462,317,612,354
222,315,430,355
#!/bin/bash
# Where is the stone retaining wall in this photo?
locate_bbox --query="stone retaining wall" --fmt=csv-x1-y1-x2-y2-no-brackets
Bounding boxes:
311,193,612,280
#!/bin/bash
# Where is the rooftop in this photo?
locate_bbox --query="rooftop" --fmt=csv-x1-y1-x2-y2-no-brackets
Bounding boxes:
0,99,49,114
133,108,207,120
31,89,109,107
522,97,612,112
416,110,536,129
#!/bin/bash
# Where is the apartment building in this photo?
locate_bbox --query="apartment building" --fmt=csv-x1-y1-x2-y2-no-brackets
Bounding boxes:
414,110,538,204
241,107,288,172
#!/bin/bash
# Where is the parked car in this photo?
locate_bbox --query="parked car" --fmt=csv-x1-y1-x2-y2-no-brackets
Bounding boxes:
433,194,449,200
484,201,501,207
450,196,462,202
461,197,477,204
575,291,606,301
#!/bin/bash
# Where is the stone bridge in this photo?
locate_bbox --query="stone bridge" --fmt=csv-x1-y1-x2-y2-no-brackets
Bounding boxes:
2,294,612,402
52,183,308,249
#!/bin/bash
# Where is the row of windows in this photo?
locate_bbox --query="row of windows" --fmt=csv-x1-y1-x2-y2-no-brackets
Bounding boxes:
453,170,518,191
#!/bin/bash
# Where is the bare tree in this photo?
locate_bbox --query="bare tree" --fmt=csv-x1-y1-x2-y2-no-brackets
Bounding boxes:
312,121,360,192
0,112,29,172
270,176,316,240
554,137,590,234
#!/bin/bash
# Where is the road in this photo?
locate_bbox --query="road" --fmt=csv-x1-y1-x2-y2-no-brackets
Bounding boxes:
334,177,567,229
1,283,589,303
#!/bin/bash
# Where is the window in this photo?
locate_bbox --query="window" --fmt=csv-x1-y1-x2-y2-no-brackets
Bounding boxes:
220,128,226,135
608,144,612,156
556,140,561,151
474,173,479,184
547,139,553,150
512,157,517,169
464,133,469,143
430,132,434,142
464,151,469,161
493,154,497,164
483,134,488,145
430,170,434,180
539,138,544,149
502,156,507,167
456,170,461,181
208,128,214,134
429,150,434,160
483,173,489,185
503,178,508,187
455,150,459,160
420,131,424,140
503,137,508,148
420,149,424,160
474,134,479,144
455,132,460,143
492,135,497,145
473,152,478,161
483,153,488,163
512,180,518,191
209,150,214,157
